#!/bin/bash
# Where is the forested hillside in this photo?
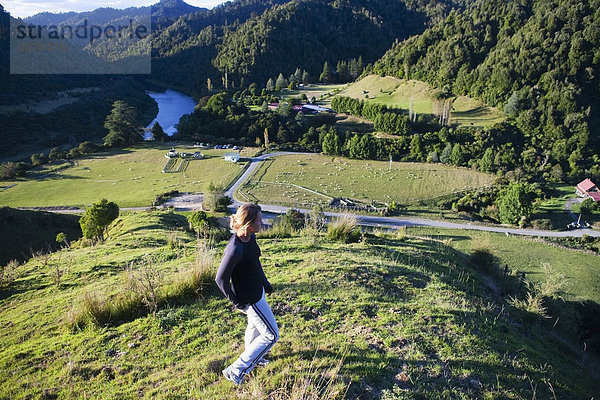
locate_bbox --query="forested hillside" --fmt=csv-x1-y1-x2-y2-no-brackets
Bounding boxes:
372,0,600,180
212,0,428,89
150,0,468,96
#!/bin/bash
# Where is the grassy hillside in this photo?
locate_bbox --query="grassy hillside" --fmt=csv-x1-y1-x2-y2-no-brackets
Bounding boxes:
240,153,494,208
0,144,257,208
337,75,504,128
410,226,600,304
1,210,598,399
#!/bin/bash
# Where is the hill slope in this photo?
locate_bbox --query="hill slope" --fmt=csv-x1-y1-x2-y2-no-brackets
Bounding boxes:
371,0,600,179
0,210,598,398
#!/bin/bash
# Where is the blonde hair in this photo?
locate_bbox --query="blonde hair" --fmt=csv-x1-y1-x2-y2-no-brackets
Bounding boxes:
230,203,262,233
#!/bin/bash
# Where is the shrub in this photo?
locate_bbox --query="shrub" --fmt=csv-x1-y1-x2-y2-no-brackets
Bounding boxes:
469,236,496,274
395,226,407,241
326,214,362,243
508,264,566,321
0,260,19,288
215,195,233,212
153,190,180,206
508,286,550,320
126,255,165,315
187,211,209,235
258,215,295,239
165,240,217,301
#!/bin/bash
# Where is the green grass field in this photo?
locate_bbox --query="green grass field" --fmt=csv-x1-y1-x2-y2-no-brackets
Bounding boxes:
274,83,348,104
532,184,578,229
0,144,257,208
239,153,494,209
409,226,600,303
1,211,598,399
337,75,504,128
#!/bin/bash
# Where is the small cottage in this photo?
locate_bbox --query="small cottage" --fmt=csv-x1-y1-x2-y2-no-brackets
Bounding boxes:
224,152,240,163
576,178,600,202
166,148,178,158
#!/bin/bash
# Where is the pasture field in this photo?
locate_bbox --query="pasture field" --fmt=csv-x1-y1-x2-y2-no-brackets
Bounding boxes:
337,75,504,128
0,210,598,399
273,83,348,103
408,226,600,303
531,184,579,229
239,153,494,209
0,144,256,208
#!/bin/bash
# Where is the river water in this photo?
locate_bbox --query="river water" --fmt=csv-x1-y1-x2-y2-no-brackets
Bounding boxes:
144,89,196,139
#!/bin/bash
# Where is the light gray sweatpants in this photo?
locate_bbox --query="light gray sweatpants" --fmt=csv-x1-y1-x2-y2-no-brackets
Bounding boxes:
229,290,279,379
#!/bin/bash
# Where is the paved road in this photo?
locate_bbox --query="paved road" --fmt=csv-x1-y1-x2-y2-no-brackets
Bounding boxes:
23,151,600,238
565,197,583,222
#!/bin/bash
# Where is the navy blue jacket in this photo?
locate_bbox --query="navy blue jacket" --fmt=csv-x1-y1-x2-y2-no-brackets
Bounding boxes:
215,233,273,308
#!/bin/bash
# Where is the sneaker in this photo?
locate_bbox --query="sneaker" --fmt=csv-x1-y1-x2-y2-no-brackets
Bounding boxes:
222,366,243,385
256,358,270,367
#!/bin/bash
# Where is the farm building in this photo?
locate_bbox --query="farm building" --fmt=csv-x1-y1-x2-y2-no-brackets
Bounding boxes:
576,178,600,202
166,148,178,158
224,152,240,163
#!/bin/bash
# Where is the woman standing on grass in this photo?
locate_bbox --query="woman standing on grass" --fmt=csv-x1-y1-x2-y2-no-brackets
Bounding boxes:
215,203,279,385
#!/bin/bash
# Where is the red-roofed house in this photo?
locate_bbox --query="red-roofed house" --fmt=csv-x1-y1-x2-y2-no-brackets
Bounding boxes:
576,178,600,202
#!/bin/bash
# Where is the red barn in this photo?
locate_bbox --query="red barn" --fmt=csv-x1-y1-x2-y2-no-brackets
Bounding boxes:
576,178,600,202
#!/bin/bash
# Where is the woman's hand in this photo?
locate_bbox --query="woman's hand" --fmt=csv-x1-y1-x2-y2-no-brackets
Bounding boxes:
236,304,249,314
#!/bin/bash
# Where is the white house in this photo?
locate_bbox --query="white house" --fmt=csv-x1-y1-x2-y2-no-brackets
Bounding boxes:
224,152,240,163
166,148,178,158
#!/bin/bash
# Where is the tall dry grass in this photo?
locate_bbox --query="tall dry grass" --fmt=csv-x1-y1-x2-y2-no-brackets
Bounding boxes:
326,214,362,243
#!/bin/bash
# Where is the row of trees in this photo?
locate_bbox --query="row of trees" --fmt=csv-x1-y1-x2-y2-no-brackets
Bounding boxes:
330,96,411,135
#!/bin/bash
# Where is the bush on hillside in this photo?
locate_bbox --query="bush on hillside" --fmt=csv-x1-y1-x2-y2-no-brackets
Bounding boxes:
326,214,362,243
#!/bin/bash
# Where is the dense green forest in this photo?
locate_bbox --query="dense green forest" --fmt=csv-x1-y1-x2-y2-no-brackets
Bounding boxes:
372,0,600,181
149,0,468,96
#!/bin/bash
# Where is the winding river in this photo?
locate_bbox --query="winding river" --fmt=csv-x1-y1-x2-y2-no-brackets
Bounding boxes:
145,89,196,138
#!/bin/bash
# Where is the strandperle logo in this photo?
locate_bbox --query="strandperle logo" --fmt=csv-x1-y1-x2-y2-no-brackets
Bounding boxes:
10,13,151,74
14,19,149,44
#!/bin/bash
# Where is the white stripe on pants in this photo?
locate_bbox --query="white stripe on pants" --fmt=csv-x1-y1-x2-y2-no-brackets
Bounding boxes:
229,290,279,378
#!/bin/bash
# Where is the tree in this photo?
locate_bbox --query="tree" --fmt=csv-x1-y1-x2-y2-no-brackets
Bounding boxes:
187,210,209,235
103,100,142,147
450,143,466,166
580,198,598,215
440,143,453,164
203,182,231,211
151,122,167,142
321,128,342,155
497,183,533,225
79,199,119,242
480,147,495,172
302,70,311,84
266,78,275,91
264,128,270,149
319,61,332,83
275,73,287,91
504,91,520,117
0,161,27,180
56,232,68,247
409,135,424,161
49,147,65,161
30,153,47,167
